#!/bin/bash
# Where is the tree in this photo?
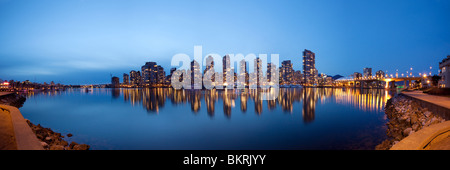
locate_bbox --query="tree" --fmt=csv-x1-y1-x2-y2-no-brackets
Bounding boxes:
414,79,421,88
431,75,441,87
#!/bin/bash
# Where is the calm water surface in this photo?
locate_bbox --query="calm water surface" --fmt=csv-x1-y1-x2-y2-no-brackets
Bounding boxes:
20,88,394,150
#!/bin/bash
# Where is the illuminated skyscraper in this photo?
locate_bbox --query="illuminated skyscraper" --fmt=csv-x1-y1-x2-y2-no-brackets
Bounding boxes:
353,72,362,80
281,60,294,85
254,57,263,86
111,76,120,88
375,70,385,79
239,59,248,87
123,73,129,85
204,55,215,83
223,55,233,87
303,49,316,85
141,62,158,86
130,70,138,85
363,68,372,78
293,70,303,84
191,60,201,89
267,62,276,82
157,65,165,84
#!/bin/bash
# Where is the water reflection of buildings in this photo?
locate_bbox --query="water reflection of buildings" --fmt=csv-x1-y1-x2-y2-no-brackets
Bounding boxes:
221,90,236,118
187,90,202,114
302,88,316,123
122,88,169,113
205,89,218,117
119,88,392,120
240,90,247,112
25,88,392,122
333,88,392,113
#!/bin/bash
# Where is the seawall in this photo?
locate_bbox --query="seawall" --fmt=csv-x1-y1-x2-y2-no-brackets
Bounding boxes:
376,91,450,150
401,91,450,120
375,94,446,150
0,104,43,150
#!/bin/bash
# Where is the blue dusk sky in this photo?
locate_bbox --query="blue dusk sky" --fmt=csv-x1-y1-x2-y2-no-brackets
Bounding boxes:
0,0,449,84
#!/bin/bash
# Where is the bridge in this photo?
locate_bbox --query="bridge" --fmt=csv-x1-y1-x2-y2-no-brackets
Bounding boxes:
335,77,423,89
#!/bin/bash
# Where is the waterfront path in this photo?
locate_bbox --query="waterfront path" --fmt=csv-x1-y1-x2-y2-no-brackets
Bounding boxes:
402,91,450,110
0,106,17,150
0,105,43,150
0,92,13,97
391,91,450,150
391,120,450,150
0,93,17,149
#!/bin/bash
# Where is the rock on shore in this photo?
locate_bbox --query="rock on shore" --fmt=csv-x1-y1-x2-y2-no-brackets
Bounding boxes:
375,95,446,150
26,120,90,150
0,93,26,108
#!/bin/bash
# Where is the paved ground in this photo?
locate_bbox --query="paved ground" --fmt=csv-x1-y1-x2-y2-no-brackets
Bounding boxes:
402,91,450,150
0,108,17,150
0,93,17,149
0,92,13,97
402,91,450,110
429,136,450,150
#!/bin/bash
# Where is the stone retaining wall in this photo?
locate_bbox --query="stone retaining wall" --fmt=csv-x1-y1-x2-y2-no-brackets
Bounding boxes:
375,95,446,150
401,93,450,120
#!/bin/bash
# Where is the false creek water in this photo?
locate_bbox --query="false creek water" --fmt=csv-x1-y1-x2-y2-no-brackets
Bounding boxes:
19,88,395,150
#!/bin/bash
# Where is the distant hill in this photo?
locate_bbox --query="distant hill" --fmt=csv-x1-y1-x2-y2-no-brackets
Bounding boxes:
332,75,344,80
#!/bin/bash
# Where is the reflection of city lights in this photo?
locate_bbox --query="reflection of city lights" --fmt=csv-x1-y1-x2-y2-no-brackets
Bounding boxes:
334,88,390,112
27,88,392,120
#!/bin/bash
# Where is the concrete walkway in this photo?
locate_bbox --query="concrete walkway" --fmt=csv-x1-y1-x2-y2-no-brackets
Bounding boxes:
0,92,14,97
0,105,43,150
392,91,450,150
391,121,450,150
0,107,17,150
429,136,450,150
0,93,17,149
402,91,450,110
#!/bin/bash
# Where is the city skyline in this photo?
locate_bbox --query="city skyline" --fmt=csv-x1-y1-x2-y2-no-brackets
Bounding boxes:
1,0,449,84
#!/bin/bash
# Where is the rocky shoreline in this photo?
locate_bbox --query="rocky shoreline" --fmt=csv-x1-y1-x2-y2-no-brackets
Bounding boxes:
375,95,446,150
1,92,90,150
26,120,90,150
0,93,26,108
